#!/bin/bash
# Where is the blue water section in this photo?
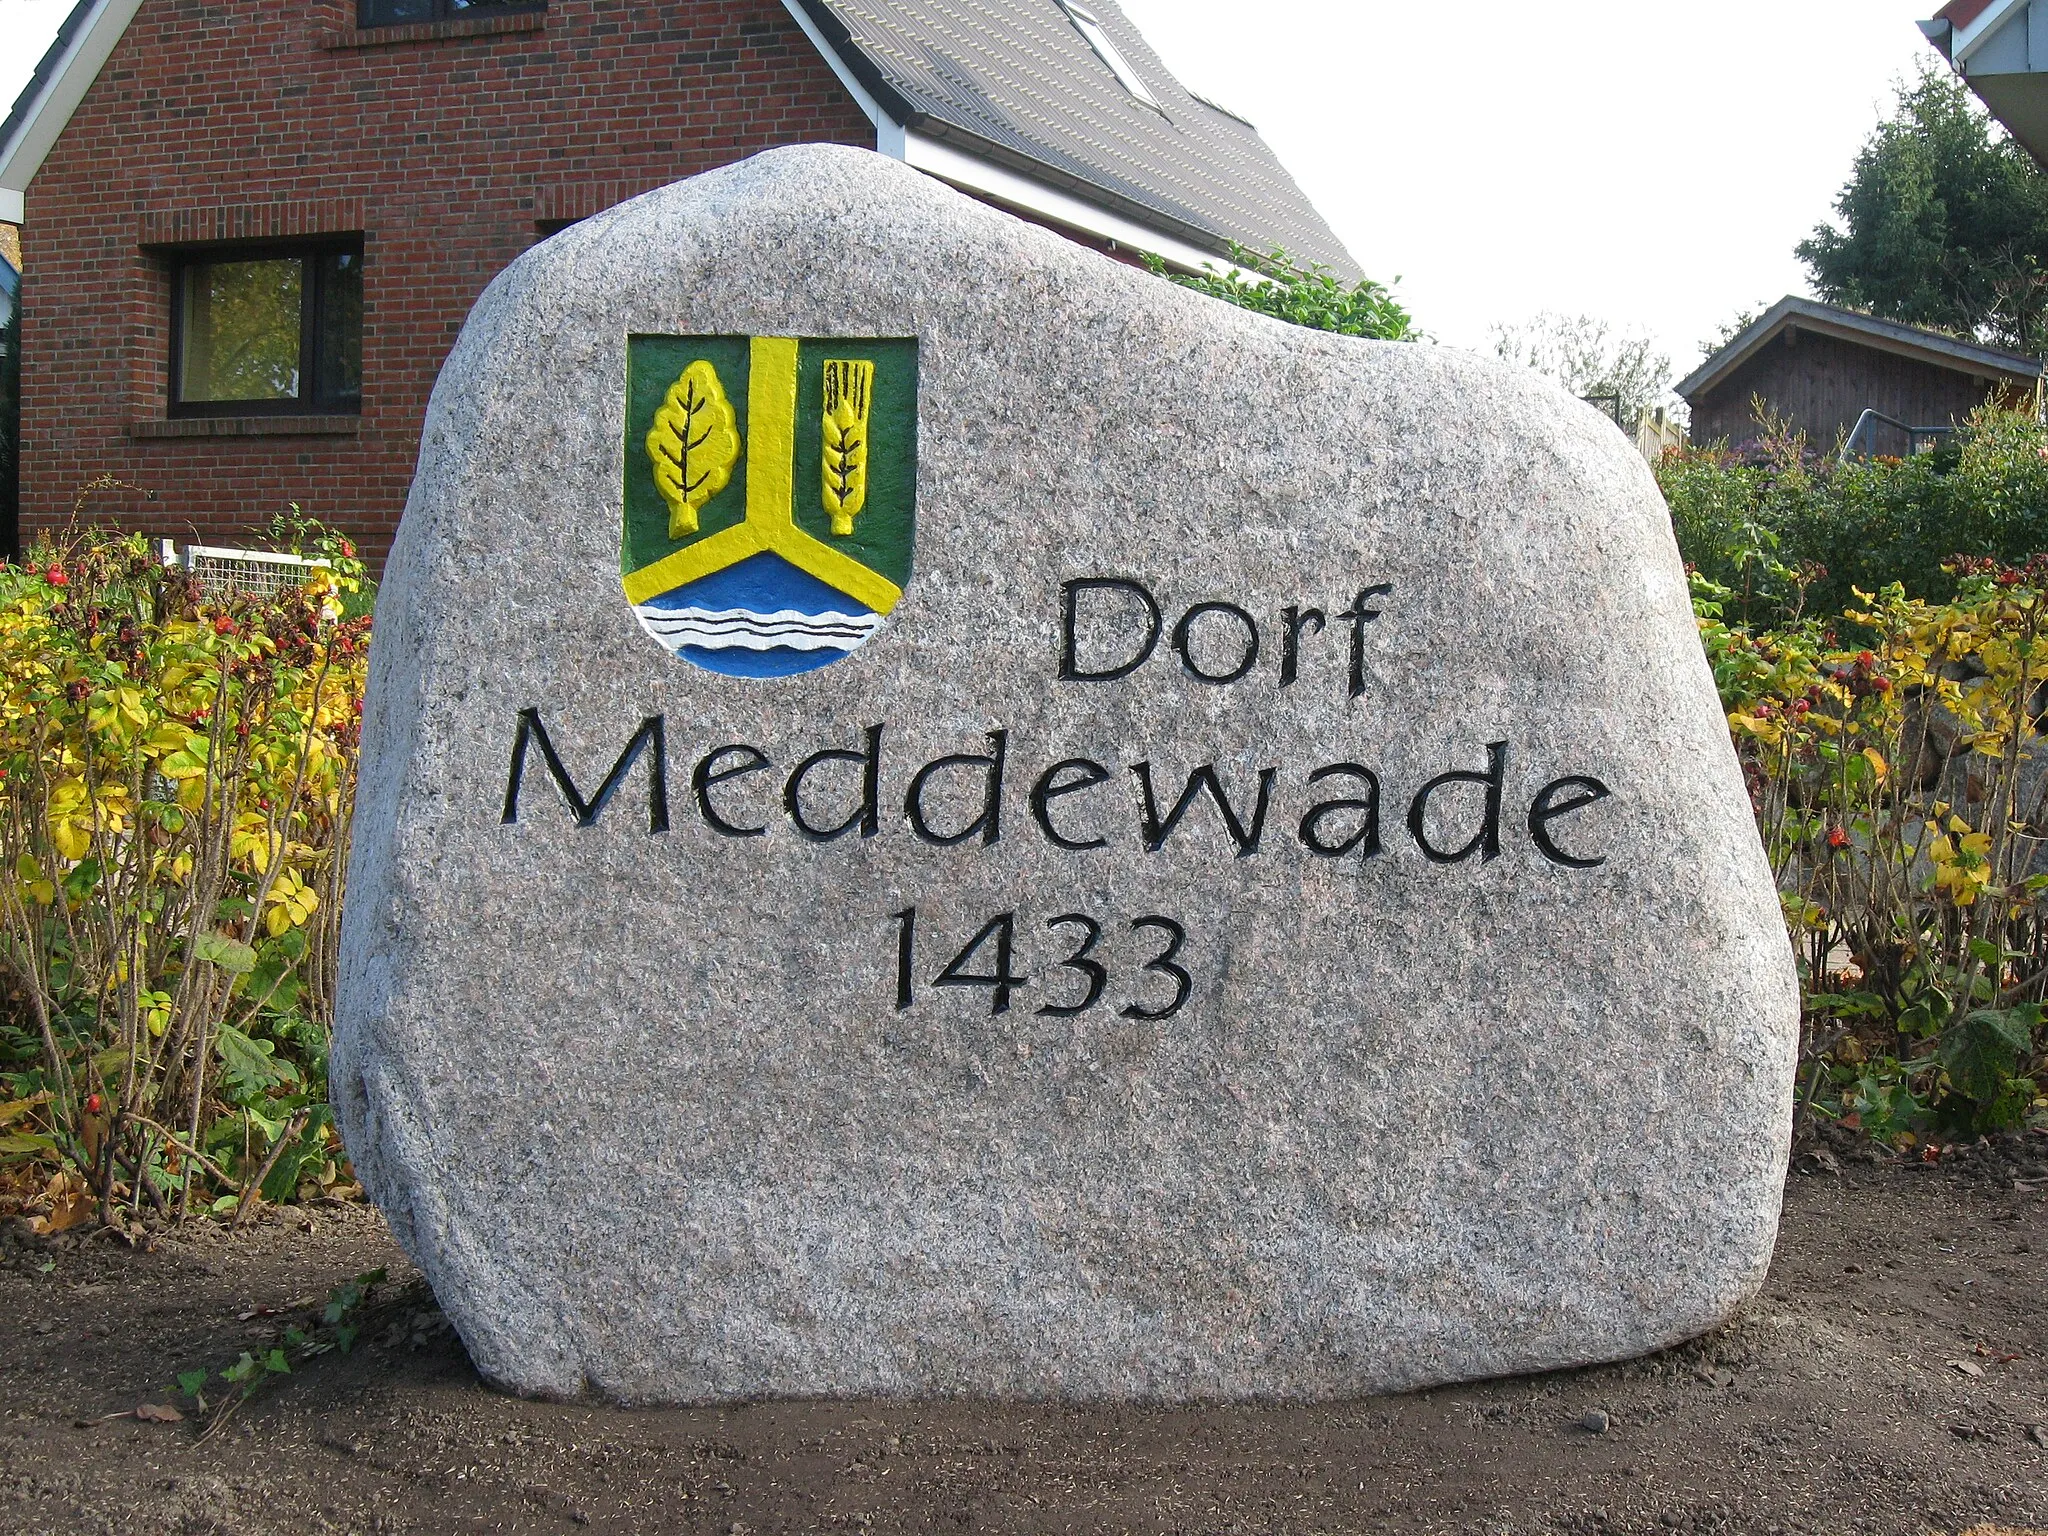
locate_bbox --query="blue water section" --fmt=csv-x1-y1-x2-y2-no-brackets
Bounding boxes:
642,551,877,678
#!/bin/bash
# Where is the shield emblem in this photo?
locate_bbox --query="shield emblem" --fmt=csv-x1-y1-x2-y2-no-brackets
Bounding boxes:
621,334,917,677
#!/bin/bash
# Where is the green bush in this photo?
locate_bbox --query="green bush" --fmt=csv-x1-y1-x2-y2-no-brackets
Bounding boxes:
1661,407,2048,622
1148,244,1419,341
0,517,370,1231
1700,565,2048,1142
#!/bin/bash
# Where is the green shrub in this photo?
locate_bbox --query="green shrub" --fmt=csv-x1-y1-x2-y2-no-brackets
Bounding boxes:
1699,565,2048,1142
1148,244,1419,341
1661,407,2048,622
0,518,369,1230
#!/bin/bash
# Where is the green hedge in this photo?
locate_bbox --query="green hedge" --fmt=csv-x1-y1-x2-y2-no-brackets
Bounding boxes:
1661,408,2048,623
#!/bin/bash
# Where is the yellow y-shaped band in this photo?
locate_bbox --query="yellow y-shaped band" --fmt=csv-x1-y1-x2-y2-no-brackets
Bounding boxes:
623,338,903,614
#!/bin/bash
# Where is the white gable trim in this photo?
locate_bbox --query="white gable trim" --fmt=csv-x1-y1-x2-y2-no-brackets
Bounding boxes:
901,130,1236,275
1951,0,2035,68
775,0,906,158
777,0,1242,277
0,0,147,223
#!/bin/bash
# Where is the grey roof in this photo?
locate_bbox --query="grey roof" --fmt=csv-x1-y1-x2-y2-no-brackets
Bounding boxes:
792,0,1359,276
0,0,93,169
1677,295,2044,400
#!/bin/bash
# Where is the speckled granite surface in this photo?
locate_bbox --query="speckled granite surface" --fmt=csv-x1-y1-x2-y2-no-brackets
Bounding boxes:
332,145,1799,1405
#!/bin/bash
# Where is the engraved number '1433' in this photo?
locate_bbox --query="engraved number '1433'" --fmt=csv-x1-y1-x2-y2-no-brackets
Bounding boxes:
891,908,1192,1020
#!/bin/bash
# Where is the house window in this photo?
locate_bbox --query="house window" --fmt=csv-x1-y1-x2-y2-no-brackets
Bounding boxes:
170,243,362,417
1055,1,1164,113
357,0,543,28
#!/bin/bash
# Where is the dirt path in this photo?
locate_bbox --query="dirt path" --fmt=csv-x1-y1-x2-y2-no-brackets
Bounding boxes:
3,1135,2045,1536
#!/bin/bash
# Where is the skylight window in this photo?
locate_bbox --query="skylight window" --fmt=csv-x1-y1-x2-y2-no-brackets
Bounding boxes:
1057,2,1165,113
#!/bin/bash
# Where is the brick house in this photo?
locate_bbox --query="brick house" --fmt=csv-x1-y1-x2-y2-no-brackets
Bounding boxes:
0,0,1354,565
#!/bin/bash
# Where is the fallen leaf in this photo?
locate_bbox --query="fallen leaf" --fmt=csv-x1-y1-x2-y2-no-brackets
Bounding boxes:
28,1171,95,1236
134,1402,183,1423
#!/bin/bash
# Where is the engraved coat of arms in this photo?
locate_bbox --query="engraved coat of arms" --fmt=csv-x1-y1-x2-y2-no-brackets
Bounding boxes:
621,335,918,677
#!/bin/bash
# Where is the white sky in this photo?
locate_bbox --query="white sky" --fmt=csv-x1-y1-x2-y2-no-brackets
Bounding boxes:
1112,0,1937,371
1,0,1937,375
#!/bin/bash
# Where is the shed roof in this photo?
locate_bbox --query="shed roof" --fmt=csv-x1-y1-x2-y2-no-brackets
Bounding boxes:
1675,295,2043,402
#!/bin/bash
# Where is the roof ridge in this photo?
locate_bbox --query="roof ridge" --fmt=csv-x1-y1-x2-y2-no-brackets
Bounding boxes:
1187,90,1256,129
1676,293,2043,401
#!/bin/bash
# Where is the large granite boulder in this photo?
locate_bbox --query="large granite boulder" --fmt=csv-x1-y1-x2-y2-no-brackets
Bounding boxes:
332,144,1799,1404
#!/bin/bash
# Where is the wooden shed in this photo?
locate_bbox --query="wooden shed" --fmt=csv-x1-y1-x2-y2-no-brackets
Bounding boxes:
1676,296,2041,454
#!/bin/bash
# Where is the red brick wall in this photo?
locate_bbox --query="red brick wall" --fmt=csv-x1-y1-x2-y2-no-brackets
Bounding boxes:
18,0,874,566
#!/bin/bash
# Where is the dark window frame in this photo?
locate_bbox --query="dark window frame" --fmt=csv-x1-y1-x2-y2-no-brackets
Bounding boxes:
166,238,363,419
357,0,545,29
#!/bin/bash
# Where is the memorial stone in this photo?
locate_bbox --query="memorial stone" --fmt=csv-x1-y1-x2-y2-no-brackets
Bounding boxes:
332,144,1801,1404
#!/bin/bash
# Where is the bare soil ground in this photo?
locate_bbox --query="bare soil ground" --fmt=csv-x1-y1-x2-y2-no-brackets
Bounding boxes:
2,1132,2045,1536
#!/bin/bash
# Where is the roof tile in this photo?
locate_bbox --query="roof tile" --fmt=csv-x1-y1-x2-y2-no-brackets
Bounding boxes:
798,0,1358,275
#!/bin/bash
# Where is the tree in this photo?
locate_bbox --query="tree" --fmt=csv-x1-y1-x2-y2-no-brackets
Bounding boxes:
1698,304,1768,361
1151,245,1419,341
1798,65,2048,355
1489,313,1672,428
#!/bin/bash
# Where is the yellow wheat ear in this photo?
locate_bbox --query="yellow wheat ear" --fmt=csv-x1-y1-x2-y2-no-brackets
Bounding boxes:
821,360,874,537
647,360,741,539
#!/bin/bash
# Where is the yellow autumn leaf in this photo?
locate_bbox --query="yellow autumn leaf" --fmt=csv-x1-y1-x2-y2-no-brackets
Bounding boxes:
144,722,196,754
50,819,90,862
14,852,53,906
263,869,319,936
232,816,281,873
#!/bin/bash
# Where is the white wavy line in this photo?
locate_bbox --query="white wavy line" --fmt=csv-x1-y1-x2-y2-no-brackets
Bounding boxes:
639,616,873,639
633,603,883,655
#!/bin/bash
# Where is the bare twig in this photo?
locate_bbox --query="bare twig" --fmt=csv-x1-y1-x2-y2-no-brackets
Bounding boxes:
230,1107,311,1230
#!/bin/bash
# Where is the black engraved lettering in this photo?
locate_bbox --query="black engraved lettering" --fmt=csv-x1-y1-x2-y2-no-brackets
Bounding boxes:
784,723,884,842
1030,758,1113,851
905,731,1008,846
1408,740,1508,864
502,709,669,833
893,907,917,1011
1529,775,1613,869
1337,584,1394,699
1038,913,1108,1017
1171,601,1260,685
692,744,773,839
933,913,1026,1016
1059,577,1163,682
1122,916,1192,1021
1131,761,1276,856
1280,605,1326,688
1299,763,1383,859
